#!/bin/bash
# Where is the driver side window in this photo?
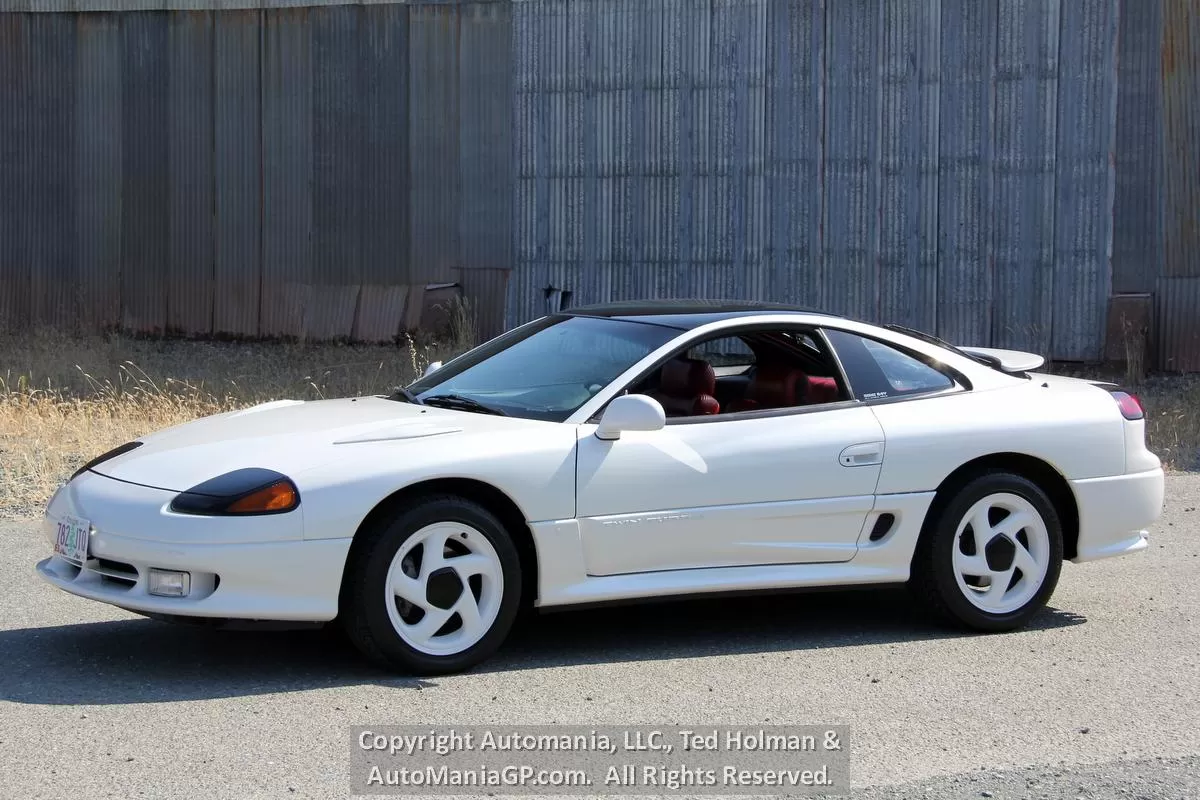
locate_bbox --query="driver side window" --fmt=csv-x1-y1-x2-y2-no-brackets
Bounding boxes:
627,328,847,419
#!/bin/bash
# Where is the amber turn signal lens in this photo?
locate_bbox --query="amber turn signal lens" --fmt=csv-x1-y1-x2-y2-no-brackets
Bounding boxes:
226,481,298,513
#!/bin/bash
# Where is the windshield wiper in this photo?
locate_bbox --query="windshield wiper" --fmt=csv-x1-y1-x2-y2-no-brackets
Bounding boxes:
387,386,424,405
421,394,508,417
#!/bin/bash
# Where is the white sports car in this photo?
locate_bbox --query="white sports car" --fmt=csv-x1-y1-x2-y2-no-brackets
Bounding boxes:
38,301,1165,674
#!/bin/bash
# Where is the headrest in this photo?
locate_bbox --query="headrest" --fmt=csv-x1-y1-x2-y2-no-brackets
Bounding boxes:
805,376,840,404
747,364,808,407
659,357,716,397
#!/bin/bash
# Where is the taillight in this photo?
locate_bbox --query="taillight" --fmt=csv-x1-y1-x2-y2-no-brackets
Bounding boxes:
1111,390,1144,421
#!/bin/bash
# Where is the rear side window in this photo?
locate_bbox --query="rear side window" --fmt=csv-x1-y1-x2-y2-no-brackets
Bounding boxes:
687,336,755,370
824,329,955,400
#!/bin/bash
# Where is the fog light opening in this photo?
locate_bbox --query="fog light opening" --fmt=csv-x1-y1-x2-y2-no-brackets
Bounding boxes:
148,569,191,598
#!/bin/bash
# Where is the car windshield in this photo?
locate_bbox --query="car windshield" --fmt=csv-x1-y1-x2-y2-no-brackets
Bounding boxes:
402,315,679,422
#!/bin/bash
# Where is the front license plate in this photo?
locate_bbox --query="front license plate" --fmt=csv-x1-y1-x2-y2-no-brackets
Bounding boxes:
53,515,91,564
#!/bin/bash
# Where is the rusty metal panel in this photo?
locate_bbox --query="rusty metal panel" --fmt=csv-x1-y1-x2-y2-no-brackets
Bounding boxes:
878,0,939,333
409,2,460,285
167,10,215,336
991,0,1059,354
0,13,29,332
1113,0,1163,293
1052,0,1119,361
212,10,262,336
822,0,881,321
1163,0,1200,279
936,0,996,346
261,7,313,338
120,11,169,334
354,2,410,342
459,1,512,274
74,12,122,333
1104,292,1152,362
1154,277,1200,371
310,4,361,340
23,13,77,330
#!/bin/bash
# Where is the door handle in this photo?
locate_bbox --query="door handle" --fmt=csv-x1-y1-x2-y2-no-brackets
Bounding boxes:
839,442,884,467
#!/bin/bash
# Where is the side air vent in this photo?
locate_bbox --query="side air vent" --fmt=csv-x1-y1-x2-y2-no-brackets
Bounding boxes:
868,513,896,542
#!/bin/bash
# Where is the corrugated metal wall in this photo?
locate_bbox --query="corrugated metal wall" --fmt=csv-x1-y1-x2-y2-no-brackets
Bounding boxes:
0,2,514,342
508,0,1136,361
1111,0,1200,372
1157,0,1200,371
1,0,1197,367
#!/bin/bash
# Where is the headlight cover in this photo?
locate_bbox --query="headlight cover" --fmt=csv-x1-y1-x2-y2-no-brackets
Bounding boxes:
72,441,144,480
169,468,300,516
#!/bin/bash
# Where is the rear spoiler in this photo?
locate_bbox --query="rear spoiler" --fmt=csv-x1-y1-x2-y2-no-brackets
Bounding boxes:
882,324,1047,375
957,346,1045,374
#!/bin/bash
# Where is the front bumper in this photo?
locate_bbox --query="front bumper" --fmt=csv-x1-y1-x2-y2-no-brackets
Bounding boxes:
36,470,351,622
1069,467,1165,563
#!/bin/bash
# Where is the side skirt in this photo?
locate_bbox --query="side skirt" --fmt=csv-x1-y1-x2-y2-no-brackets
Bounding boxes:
531,491,935,609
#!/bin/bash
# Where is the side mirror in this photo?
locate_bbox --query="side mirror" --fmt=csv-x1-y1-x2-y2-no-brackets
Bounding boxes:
595,394,666,441
423,361,443,377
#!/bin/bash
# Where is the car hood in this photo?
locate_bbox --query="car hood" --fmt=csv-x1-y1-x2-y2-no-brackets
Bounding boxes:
87,396,534,492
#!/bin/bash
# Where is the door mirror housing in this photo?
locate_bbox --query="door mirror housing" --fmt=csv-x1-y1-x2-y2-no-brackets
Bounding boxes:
595,394,666,441
423,360,443,377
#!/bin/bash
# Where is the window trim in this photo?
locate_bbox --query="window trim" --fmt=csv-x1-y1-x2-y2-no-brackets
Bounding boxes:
819,325,973,404
662,398,863,425
588,321,858,424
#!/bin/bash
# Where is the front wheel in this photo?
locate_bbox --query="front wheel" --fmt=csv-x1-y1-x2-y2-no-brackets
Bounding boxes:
910,472,1064,631
340,495,523,675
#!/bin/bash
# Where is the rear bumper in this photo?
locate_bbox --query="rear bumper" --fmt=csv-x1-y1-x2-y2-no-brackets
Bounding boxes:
1069,468,1164,563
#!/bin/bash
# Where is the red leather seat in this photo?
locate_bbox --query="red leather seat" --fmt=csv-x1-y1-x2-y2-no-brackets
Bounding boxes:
731,363,809,411
805,375,840,404
648,358,720,416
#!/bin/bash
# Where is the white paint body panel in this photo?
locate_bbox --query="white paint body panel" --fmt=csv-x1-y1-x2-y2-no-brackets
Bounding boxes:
35,312,1166,623
869,376,1128,495
576,407,885,574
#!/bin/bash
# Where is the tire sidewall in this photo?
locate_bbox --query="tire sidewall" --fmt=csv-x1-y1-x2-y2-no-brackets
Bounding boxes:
356,498,523,674
929,473,1064,630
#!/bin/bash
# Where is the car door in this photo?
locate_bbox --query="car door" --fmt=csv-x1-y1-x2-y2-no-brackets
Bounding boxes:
574,330,886,576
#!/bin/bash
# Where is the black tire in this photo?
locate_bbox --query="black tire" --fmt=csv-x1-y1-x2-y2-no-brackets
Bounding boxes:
340,494,523,675
909,470,1064,632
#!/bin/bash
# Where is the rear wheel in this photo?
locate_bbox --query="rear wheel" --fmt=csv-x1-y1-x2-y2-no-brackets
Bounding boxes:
910,472,1063,631
341,495,522,674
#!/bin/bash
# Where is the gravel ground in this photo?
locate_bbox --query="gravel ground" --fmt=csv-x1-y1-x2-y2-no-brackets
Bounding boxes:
847,755,1200,799
0,477,1197,800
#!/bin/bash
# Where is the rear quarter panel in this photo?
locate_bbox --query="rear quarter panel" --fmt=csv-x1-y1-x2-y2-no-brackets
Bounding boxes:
870,379,1126,494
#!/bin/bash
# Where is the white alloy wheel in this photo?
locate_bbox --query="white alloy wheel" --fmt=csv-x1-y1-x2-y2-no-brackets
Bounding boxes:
951,492,1051,615
384,521,505,656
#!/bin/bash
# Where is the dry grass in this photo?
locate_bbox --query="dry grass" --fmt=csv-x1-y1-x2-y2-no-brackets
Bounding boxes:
0,298,478,516
1,310,1196,517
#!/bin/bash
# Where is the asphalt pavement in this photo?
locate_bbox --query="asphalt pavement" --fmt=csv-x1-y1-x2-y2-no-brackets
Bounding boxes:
1,476,1197,800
